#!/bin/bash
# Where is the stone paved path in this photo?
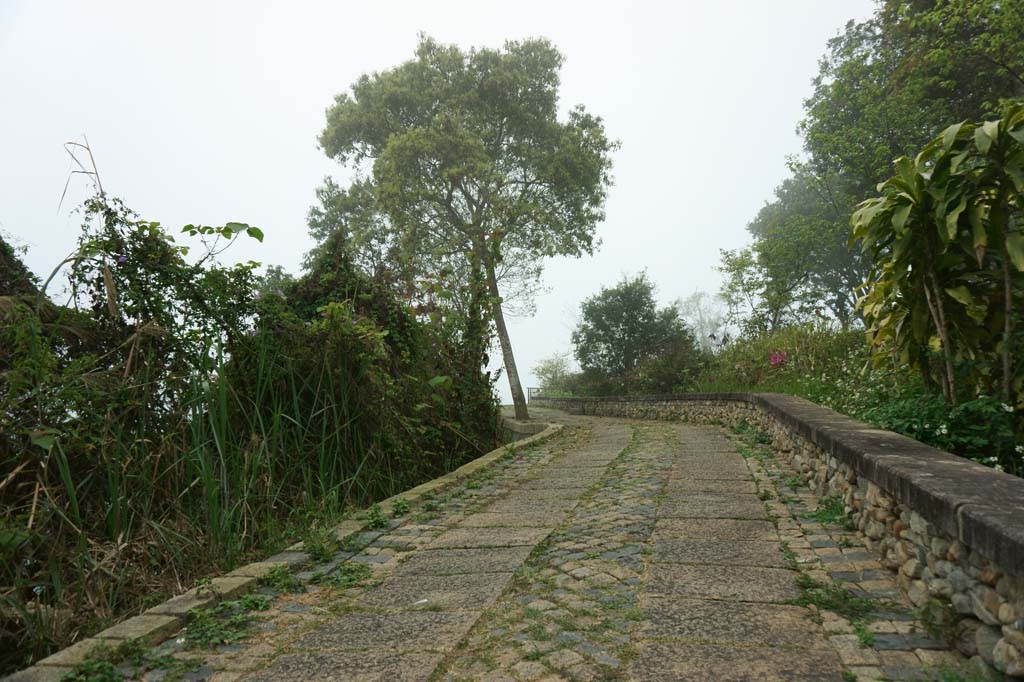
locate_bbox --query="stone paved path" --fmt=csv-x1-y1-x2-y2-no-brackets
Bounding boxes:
122,411,979,682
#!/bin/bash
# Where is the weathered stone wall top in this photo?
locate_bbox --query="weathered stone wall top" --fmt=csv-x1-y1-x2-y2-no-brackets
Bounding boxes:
533,393,1024,576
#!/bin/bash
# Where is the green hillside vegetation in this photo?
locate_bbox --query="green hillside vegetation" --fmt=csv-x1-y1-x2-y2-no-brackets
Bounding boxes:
537,0,1024,476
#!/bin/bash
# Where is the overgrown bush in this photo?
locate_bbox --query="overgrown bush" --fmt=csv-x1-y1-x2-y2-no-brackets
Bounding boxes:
696,324,1022,475
0,198,498,674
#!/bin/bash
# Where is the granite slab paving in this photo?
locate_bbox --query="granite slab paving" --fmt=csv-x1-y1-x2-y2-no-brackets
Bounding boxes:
69,410,970,682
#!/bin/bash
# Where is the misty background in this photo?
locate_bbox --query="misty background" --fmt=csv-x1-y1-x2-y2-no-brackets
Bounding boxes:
0,0,874,402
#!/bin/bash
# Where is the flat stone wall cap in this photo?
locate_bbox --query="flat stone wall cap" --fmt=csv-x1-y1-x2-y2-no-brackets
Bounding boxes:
959,504,1024,577
93,613,181,645
208,575,257,599
263,551,310,567
228,561,287,578
146,591,217,616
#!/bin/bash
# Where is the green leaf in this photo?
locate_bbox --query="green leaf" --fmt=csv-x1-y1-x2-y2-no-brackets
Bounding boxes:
427,375,452,389
891,203,912,232
942,122,965,150
0,530,30,557
30,429,58,452
968,203,987,248
892,231,913,261
975,124,994,154
944,286,974,307
945,195,966,241
1004,162,1024,192
1006,233,1024,271
245,227,264,242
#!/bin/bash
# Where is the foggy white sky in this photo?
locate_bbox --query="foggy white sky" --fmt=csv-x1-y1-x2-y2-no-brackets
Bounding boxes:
1,0,874,403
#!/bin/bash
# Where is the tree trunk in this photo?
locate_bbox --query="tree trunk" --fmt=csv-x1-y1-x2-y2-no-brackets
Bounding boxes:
923,272,958,404
482,251,530,420
918,354,936,395
1002,255,1013,401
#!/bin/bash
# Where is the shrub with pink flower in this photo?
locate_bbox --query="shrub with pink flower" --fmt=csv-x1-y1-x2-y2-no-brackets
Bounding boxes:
769,350,788,367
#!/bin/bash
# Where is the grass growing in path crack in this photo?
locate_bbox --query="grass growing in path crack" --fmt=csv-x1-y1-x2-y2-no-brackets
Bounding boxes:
804,496,855,530
790,574,875,623
257,564,305,593
365,503,389,529
59,639,202,682
184,593,270,649
784,475,807,489
316,562,373,589
853,622,876,648
302,525,340,562
391,497,410,517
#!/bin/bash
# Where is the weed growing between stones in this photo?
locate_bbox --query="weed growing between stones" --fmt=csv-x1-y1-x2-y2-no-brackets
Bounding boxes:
779,542,800,570
315,562,373,589
916,597,959,646
59,659,122,682
853,622,876,648
302,524,341,562
790,574,875,623
391,497,410,517
804,496,855,530
339,531,366,552
59,639,201,682
784,475,807,489
184,594,271,649
257,565,305,594
365,503,389,529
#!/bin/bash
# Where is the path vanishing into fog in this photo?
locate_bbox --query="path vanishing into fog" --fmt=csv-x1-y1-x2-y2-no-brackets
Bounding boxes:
133,410,964,682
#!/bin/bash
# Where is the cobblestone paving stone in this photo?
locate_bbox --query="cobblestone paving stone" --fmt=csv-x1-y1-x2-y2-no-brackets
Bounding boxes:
109,411,980,682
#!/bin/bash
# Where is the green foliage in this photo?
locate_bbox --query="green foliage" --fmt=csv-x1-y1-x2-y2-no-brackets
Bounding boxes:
391,498,410,518
317,34,618,416
316,562,373,590
365,503,389,529
853,106,1024,409
697,324,1023,474
569,273,703,394
805,497,855,531
0,195,499,675
917,598,959,646
724,0,1024,336
257,566,304,594
302,525,340,563
853,622,875,649
0,233,39,295
791,574,875,623
184,594,269,649
532,352,574,396
59,660,121,682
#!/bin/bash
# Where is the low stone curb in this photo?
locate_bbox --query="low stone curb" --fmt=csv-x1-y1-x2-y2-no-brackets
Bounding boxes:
4,420,562,682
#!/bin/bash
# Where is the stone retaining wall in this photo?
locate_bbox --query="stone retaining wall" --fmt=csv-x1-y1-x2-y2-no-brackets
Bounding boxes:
532,393,1024,677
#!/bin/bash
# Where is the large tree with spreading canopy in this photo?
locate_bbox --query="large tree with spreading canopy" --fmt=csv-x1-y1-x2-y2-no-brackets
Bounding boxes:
318,35,617,419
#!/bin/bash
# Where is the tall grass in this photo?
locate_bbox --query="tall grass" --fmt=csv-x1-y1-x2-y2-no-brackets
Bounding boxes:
0,331,487,674
1,199,499,675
